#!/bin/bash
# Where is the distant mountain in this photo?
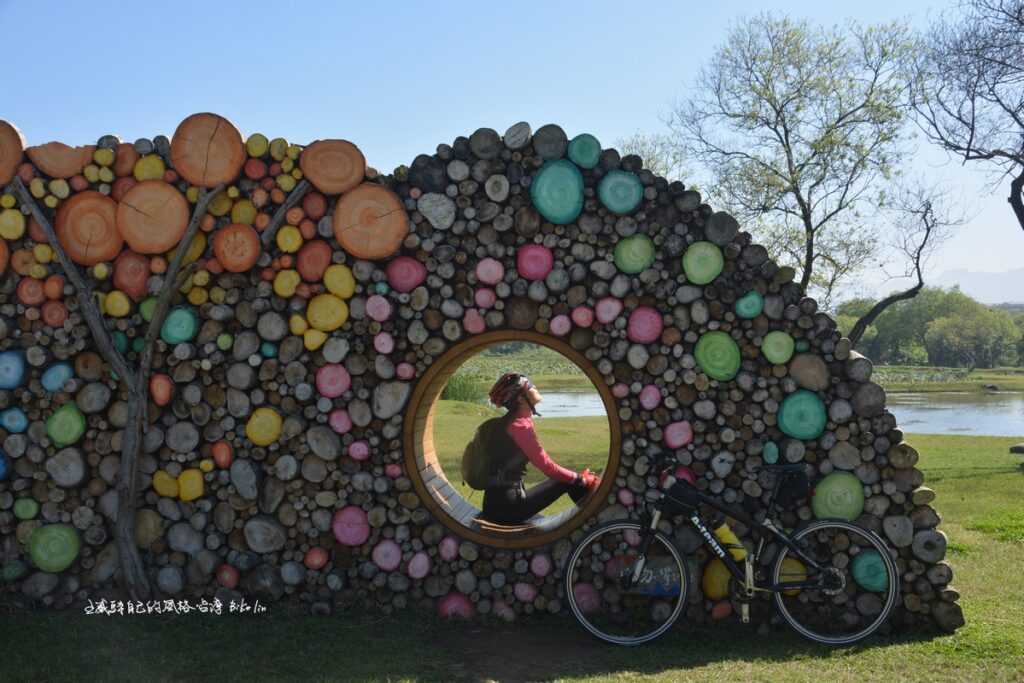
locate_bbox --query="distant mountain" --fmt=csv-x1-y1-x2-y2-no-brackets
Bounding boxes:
932,268,1024,304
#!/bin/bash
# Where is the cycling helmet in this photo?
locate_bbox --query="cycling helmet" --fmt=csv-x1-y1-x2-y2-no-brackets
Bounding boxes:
488,372,539,415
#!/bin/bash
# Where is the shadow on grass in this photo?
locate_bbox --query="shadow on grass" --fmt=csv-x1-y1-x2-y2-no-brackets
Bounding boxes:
0,604,945,683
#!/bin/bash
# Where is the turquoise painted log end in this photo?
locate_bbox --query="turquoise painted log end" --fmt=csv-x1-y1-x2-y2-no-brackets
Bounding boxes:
568,133,601,169
778,389,827,440
735,290,764,319
161,306,199,345
598,169,643,214
529,159,584,225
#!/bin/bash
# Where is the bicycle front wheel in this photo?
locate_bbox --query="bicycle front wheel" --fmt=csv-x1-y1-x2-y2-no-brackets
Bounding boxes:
772,519,900,645
565,521,689,646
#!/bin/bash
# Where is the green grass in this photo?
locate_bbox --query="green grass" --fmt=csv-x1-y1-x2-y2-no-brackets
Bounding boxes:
878,366,1024,393
431,400,611,515
2,433,1023,681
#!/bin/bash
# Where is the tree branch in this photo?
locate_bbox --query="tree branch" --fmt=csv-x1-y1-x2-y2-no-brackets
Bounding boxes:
9,178,138,389
114,183,222,603
260,179,312,247
1009,166,1024,232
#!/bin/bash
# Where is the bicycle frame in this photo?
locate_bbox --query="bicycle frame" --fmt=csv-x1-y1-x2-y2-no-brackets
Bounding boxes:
635,480,831,595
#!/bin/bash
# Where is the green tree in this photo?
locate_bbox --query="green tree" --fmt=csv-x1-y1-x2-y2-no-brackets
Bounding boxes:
669,13,920,307
924,306,1020,368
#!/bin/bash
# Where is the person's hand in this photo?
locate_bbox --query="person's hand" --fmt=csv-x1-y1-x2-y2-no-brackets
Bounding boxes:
579,468,601,490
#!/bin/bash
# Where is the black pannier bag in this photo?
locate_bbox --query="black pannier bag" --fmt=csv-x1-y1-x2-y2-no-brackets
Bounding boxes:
663,480,702,514
775,469,811,507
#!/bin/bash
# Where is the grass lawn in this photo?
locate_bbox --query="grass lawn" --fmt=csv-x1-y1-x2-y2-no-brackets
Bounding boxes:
2,433,1022,682
876,366,1024,393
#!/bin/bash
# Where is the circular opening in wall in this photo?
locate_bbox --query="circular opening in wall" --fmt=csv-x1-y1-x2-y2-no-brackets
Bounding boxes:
403,330,621,548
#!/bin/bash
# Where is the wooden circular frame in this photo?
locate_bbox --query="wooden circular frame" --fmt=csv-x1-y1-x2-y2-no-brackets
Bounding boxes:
402,329,622,549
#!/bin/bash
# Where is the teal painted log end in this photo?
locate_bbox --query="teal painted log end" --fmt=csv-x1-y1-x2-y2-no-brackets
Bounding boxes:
529,159,584,225
598,169,643,214
735,290,764,319
568,133,601,169
161,306,199,345
778,389,826,440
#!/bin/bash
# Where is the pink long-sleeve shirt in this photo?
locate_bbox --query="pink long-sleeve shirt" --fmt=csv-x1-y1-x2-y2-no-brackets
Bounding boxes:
505,401,578,484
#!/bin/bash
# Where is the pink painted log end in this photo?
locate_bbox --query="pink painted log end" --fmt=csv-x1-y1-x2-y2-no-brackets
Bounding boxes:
463,309,485,334
627,306,663,343
474,287,496,308
570,305,594,328
595,296,623,324
329,409,352,434
372,539,402,571
516,244,553,281
664,420,693,449
475,257,504,285
373,332,394,354
639,384,661,410
406,550,431,579
438,591,474,619
386,256,426,293
438,536,459,562
366,294,393,322
332,506,370,546
348,440,370,461
396,362,415,380
612,382,629,398
514,581,538,603
549,314,571,336
529,553,552,578
573,583,600,614
316,364,351,398
617,488,635,507
385,463,403,478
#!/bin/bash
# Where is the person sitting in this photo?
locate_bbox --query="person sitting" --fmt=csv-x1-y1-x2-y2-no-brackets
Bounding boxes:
477,372,601,525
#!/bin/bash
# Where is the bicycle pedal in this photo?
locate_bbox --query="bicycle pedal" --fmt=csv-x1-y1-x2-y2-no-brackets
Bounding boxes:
741,602,750,624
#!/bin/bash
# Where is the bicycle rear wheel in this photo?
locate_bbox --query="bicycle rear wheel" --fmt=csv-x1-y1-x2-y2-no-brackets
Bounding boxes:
772,520,900,645
565,522,689,645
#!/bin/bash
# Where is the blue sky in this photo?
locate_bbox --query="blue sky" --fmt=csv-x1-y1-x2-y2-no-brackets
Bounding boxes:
2,0,1019,300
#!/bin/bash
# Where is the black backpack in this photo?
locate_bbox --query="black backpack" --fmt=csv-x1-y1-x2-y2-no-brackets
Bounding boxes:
461,416,511,490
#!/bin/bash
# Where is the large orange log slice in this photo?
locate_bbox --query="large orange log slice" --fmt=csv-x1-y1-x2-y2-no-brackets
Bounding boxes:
332,183,408,260
55,191,123,265
116,180,190,254
170,113,245,188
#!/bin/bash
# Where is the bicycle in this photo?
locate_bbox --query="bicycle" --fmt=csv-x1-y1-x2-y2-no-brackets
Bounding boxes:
563,451,900,646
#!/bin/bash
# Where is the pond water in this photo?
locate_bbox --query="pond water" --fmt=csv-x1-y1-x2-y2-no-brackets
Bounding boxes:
537,390,1024,437
886,391,1024,437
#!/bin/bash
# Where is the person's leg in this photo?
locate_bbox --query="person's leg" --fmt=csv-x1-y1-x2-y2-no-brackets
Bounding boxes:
481,485,526,524
482,479,591,524
516,479,590,519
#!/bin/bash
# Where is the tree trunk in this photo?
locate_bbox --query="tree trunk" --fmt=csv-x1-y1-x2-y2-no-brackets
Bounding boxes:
799,223,814,291
1009,167,1024,234
848,281,924,347
114,185,223,601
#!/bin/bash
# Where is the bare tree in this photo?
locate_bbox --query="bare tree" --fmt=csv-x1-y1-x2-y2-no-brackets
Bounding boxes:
667,13,917,303
847,183,963,345
614,132,690,182
913,0,1024,232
